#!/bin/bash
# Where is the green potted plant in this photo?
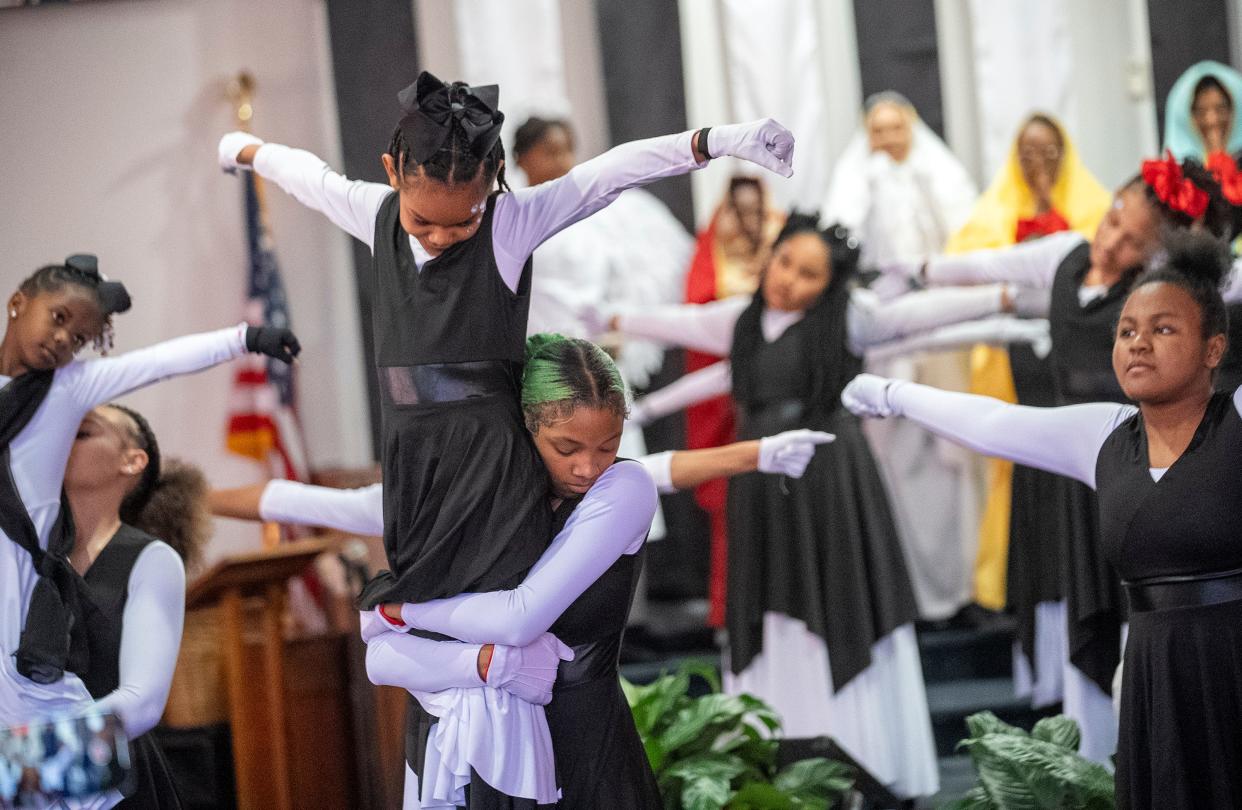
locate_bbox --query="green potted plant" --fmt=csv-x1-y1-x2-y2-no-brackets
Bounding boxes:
942,711,1114,810
622,662,853,809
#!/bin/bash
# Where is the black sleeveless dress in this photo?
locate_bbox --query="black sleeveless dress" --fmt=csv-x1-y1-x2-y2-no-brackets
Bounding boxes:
409,460,661,809
357,192,551,610
1096,390,1242,809
80,526,182,809
726,298,918,691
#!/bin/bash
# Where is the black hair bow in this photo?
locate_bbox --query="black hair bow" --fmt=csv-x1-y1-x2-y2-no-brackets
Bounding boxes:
397,71,505,165
65,253,131,315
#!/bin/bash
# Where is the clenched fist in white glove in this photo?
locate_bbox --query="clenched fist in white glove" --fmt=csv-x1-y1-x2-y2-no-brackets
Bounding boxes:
485,632,575,705
218,131,264,174
705,119,795,178
757,429,835,478
840,373,902,418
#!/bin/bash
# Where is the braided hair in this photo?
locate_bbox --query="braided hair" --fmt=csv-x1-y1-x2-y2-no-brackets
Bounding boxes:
388,78,509,193
521,333,628,433
17,256,130,353
731,212,862,409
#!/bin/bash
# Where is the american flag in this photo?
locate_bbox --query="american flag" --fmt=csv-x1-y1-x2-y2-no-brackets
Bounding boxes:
225,172,309,482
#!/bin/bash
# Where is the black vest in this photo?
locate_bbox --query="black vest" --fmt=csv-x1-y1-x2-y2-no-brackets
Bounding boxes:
1048,243,1133,405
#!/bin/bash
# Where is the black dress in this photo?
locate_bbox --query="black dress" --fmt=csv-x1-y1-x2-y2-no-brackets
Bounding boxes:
407,460,662,809
357,191,551,610
726,291,918,691
1042,246,1135,694
1096,390,1242,809
79,526,182,809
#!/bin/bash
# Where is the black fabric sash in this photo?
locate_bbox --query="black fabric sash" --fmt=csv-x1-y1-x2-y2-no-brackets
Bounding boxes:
0,371,90,684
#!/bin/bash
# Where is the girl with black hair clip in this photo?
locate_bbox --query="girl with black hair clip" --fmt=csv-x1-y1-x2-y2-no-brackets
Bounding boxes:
0,255,298,739
844,229,1242,808
590,214,1031,800
60,404,212,809
874,156,1242,763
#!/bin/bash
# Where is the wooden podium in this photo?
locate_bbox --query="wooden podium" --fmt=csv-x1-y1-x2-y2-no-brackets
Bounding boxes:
184,538,336,810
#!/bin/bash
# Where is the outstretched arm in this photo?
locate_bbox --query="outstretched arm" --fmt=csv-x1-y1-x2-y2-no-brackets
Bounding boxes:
923,232,1083,288
394,460,657,647
631,361,734,427
864,316,1052,363
493,120,794,288
603,296,749,357
221,133,391,250
841,374,1135,488
66,324,250,410
93,543,185,737
643,429,835,493
847,286,1014,353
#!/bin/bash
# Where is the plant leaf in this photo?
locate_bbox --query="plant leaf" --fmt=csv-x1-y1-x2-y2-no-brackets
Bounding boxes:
773,757,854,804
660,693,750,754
666,753,748,810
965,711,1027,740
1030,716,1081,752
963,733,1114,810
938,785,996,810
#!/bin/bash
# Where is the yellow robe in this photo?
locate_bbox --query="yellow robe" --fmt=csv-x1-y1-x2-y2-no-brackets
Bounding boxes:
944,117,1111,609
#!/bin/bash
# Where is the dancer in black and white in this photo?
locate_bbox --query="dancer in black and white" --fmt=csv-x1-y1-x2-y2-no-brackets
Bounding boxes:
843,229,1242,808
588,214,1042,799
0,254,298,742
873,155,1239,761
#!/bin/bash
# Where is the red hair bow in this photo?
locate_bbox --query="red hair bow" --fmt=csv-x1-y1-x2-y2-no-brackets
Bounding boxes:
1141,151,1209,219
1206,151,1242,205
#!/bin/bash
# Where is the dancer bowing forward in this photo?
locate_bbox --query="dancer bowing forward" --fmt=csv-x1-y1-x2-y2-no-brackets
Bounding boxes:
844,230,1242,808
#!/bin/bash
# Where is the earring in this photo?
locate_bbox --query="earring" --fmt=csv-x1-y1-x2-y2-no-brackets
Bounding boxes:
8,310,14,318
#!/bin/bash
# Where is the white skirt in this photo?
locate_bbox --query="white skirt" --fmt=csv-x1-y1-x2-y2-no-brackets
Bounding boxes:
724,613,939,799
1011,599,1118,765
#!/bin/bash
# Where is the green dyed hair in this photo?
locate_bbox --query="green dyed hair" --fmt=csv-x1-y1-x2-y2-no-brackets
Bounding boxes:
521,333,628,432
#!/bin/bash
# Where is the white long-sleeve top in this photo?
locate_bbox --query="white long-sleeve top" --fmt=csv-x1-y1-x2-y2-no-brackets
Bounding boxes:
880,381,1242,486
251,132,704,293
0,325,247,729
92,541,185,739
613,287,1007,419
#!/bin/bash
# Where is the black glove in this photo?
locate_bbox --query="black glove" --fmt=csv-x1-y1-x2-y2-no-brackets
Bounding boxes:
245,326,301,363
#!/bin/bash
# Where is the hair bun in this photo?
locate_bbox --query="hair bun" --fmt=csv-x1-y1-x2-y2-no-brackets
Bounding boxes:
524,332,569,365
1160,228,1232,289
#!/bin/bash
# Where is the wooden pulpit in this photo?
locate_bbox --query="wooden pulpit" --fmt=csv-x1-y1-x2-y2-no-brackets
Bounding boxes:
182,538,336,810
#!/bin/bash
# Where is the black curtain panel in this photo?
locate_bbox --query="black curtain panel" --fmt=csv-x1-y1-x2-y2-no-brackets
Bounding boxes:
853,0,945,136
324,0,421,459
593,0,696,230
1147,0,1231,136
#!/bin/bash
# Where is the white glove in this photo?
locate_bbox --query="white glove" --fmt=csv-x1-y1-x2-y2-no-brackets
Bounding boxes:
706,119,795,178
627,398,653,428
840,373,901,418
218,131,264,174
1004,284,1052,319
486,632,576,705
757,429,836,478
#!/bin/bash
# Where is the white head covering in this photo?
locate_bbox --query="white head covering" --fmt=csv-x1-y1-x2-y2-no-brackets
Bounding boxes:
822,92,977,265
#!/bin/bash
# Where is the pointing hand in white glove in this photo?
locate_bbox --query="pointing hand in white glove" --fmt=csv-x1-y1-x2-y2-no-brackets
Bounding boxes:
218,131,264,174
840,373,902,418
704,119,796,178
484,632,575,705
757,429,835,478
